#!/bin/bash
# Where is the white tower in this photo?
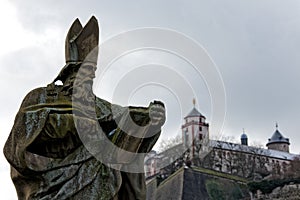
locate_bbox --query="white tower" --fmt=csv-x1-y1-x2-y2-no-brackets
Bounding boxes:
181,99,209,157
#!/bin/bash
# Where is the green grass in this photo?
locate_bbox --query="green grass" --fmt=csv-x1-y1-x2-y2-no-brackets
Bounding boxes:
156,166,248,189
192,166,248,183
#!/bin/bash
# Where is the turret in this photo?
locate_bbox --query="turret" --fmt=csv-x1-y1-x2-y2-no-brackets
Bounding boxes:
266,123,290,152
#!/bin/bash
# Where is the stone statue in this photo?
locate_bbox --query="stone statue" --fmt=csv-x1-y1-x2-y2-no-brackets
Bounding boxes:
3,16,165,200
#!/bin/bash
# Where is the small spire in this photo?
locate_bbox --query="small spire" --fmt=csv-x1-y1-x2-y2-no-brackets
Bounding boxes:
243,128,245,134
193,98,196,108
276,122,278,130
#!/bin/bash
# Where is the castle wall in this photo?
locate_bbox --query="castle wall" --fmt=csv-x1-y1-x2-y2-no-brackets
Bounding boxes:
146,168,250,200
268,143,289,153
202,147,291,180
155,169,184,200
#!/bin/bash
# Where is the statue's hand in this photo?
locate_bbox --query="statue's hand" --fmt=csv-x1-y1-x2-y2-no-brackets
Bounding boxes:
149,101,166,127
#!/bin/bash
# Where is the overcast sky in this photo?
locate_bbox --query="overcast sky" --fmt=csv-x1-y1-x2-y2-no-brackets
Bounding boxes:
1,0,300,198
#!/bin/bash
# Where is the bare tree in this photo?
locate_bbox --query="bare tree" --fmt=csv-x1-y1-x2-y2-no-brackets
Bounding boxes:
234,151,248,177
287,156,300,178
158,134,182,152
215,136,237,173
249,143,270,180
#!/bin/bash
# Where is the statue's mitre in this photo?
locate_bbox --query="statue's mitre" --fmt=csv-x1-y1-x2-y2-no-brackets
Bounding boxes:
53,16,99,83
65,16,99,64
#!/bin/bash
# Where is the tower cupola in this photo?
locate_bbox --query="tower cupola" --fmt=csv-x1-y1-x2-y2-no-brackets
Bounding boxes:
241,129,248,146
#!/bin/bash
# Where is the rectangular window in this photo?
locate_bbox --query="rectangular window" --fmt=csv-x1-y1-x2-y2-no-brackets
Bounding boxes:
199,133,203,140
185,133,189,143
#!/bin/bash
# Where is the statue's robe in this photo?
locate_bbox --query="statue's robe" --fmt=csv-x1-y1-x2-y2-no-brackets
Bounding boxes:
3,86,160,200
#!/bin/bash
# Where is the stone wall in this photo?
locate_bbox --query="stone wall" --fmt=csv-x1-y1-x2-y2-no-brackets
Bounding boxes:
146,178,157,200
202,147,290,180
146,167,300,199
155,168,184,200
267,143,289,153
146,168,185,200
146,167,250,200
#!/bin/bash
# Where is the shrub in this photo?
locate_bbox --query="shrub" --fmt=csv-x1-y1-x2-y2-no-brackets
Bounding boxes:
248,178,300,194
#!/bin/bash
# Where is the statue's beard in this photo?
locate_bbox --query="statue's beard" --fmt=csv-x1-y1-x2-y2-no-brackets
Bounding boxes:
72,77,95,108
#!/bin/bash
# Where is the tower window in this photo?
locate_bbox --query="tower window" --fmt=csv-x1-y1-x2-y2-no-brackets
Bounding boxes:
199,133,203,140
185,134,189,143
199,127,202,131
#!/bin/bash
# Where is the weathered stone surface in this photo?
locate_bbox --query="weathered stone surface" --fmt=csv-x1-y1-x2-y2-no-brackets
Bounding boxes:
155,169,184,200
3,16,165,200
146,168,250,200
251,184,300,200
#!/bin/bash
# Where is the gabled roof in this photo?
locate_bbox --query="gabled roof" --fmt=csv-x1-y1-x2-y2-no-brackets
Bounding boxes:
184,107,205,119
267,130,290,145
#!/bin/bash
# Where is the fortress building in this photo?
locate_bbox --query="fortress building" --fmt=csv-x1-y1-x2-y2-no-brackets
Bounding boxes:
144,102,299,199
145,102,297,181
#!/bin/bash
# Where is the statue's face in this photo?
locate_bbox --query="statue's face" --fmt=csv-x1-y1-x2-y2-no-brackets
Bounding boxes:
71,64,97,107
76,64,97,85
78,65,97,80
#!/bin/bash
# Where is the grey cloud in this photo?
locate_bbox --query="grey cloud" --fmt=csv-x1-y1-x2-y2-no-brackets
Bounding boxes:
1,1,300,198
2,0,300,158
